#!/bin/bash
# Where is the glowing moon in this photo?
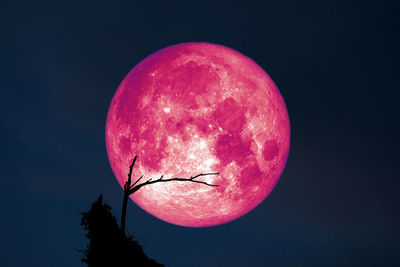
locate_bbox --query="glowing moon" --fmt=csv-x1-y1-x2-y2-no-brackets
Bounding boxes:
106,42,290,227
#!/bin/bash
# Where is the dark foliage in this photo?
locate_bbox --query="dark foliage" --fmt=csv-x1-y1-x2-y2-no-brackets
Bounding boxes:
80,195,163,267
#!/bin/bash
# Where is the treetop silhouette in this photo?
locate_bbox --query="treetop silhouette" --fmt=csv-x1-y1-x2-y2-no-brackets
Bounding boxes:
80,195,163,266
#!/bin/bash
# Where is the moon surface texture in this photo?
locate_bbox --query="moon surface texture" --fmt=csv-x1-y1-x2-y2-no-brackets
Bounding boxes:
106,42,290,227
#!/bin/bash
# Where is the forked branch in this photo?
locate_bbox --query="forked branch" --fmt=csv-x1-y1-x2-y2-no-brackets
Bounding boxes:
124,156,219,196
120,155,219,235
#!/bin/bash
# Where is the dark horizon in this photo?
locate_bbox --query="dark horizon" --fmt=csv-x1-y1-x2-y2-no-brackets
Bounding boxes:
1,0,399,266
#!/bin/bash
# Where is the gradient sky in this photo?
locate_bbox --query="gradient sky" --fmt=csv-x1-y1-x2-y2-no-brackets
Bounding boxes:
1,0,399,266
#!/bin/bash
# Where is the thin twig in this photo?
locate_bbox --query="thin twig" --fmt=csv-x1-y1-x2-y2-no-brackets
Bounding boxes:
125,156,137,190
130,175,144,188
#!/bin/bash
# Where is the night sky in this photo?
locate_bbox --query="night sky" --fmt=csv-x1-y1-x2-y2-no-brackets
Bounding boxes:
1,0,399,266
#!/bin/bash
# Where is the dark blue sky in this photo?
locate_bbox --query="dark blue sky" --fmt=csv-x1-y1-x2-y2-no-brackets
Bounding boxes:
1,0,399,266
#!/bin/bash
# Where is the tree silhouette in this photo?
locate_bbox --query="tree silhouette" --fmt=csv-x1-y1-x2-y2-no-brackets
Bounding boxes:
121,155,219,235
80,195,163,266
80,156,218,266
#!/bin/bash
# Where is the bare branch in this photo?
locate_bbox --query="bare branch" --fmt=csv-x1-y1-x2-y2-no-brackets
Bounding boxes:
121,155,137,235
121,155,219,235
128,172,219,195
122,155,219,196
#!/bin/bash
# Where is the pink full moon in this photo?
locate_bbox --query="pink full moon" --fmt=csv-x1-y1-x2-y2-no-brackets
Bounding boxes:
105,42,290,227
